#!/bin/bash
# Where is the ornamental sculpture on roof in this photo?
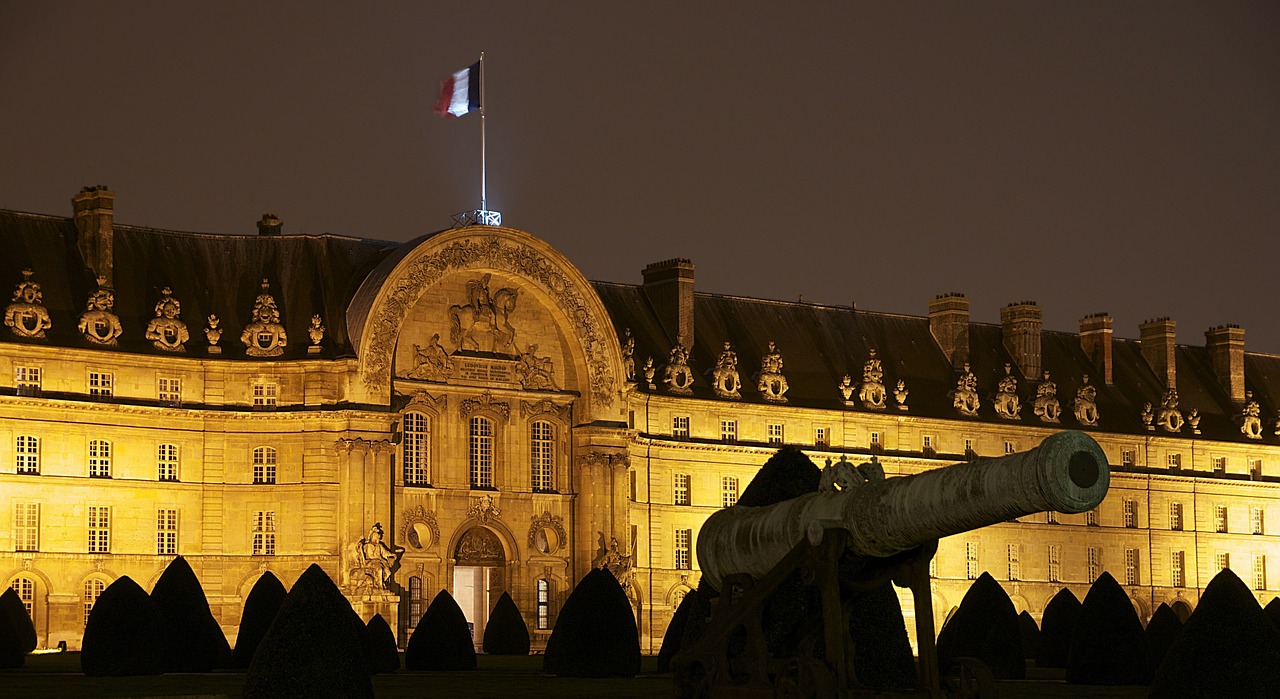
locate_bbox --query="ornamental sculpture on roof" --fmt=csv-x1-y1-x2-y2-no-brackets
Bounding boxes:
711,341,741,399
204,314,223,354
1187,407,1201,435
145,287,189,352
307,314,326,353
1157,388,1184,433
664,345,695,395
838,374,855,406
1033,371,1062,423
643,356,656,389
993,363,1022,420
1140,402,1155,430
1072,376,1099,426
449,273,519,354
621,328,635,382
1241,391,1263,440
78,277,123,346
894,379,910,411
241,279,287,357
4,269,52,339
952,363,980,417
757,341,789,403
859,349,887,410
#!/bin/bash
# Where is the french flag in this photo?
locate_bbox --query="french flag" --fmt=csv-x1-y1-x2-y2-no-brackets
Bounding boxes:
434,61,481,118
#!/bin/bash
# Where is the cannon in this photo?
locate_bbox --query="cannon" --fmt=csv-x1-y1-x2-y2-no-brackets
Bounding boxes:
671,430,1110,698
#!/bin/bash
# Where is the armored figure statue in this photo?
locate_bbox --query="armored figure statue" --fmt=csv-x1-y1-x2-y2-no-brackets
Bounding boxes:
78,279,123,346
516,343,558,391
642,357,656,389
1140,402,1155,430
1073,376,1099,426
952,363,980,417
664,345,695,394
992,364,1021,420
711,342,741,399
621,328,636,382
858,349,887,410
353,522,404,592
894,379,909,411
1157,388,1184,433
1242,391,1263,440
1033,371,1061,423
757,341,789,403
1187,407,1201,434
4,270,52,339
145,287,189,352
241,279,288,357
837,374,855,405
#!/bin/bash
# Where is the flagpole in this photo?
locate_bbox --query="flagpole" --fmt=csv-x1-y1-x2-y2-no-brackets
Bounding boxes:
480,51,487,214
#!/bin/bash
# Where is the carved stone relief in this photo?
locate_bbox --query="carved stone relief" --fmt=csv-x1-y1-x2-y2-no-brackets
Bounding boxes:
515,344,559,391
663,345,695,395
578,450,630,470
1241,391,1263,440
711,342,741,399
859,349,887,410
78,278,123,346
399,505,440,550
1157,388,1184,433
403,390,447,414
240,279,288,357
307,314,326,353
952,363,980,417
521,398,569,421
621,328,635,383
454,526,504,563
993,364,1021,421
460,391,510,421
448,273,520,354
466,494,502,524
838,375,855,406
1033,371,1061,423
204,315,223,354
528,511,567,555
4,269,52,339
405,333,454,381
894,379,910,411
1072,376,1099,427
145,287,189,352
757,341,789,403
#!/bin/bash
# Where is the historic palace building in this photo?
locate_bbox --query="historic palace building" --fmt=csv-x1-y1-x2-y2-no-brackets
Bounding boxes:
3,188,1280,652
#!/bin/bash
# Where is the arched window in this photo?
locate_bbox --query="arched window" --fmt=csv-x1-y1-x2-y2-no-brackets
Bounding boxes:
15,435,39,475
530,421,555,492
88,440,111,478
10,576,34,625
469,417,493,489
537,578,551,630
253,447,277,484
407,576,426,628
157,443,179,482
83,578,105,628
402,412,431,486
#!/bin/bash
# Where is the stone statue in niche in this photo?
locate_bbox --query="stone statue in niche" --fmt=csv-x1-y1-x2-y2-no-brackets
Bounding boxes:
859,349,887,410
241,279,288,357
307,314,325,353
711,342,741,399
838,375,855,406
516,343,559,391
1241,392,1263,440
952,363,980,417
204,315,223,354
1140,402,1155,430
448,274,519,354
78,278,123,346
4,269,52,339
1187,407,1201,435
664,345,695,395
894,379,909,411
757,341,789,403
643,357,656,389
1157,388,1184,433
1072,377,1099,426
406,333,454,381
144,287,189,352
351,522,404,592
993,364,1021,420
1033,371,1062,423
621,328,635,382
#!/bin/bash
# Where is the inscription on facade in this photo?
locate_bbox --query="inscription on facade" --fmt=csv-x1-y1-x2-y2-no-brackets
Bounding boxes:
456,356,517,385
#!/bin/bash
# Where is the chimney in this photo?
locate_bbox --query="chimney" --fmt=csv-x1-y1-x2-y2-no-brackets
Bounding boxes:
72,186,115,286
1000,301,1042,378
929,293,969,368
257,213,283,236
1139,317,1177,387
642,258,695,347
1079,312,1114,385
1205,324,1246,403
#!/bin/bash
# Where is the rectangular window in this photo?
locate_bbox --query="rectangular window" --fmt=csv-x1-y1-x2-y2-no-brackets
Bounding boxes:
253,511,276,556
1122,449,1135,466
1087,547,1100,582
923,434,936,455
1172,550,1185,588
628,469,637,502
1170,502,1183,531
966,542,979,580
1217,505,1230,533
15,435,39,475
1168,453,1182,470
468,417,493,489
674,473,691,506
767,423,784,445
929,556,937,579
14,503,39,552
88,440,111,478
1213,456,1227,474
1217,552,1230,570
1004,441,1015,455
1007,543,1021,581
672,416,690,439
252,447,277,485
1125,548,1140,586
1255,555,1267,591
157,443,179,482
158,377,182,406
15,366,41,396
157,509,178,555
1046,510,1058,524
1252,506,1265,535
674,529,692,570
720,419,737,442
537,578,550,630
1048,544,1061,582
722,476,739,508
88,371,113,398
88,506,110,554
1123,499,1138,528
402,412,431,486
814,427,829,448
869,431,882,452
252,382,278,408
964,438,976,457
530,421,555,492
1251,459,1264,479
1086,508,1099,527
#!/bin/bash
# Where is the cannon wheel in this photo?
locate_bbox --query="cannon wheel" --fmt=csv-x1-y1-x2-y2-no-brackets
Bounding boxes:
941,657,997,699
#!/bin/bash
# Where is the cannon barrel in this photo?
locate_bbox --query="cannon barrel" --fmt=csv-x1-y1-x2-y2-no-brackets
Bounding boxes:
697,430,1109,591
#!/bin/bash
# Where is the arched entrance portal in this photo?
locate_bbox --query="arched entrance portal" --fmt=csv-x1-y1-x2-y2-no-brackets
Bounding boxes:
453,526,506,646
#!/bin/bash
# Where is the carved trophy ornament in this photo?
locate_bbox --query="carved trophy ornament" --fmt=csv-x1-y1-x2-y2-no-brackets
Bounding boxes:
1033,371,1062,423
711,342,741,399
643,357,656,389
664,345,695,395
516,343,559,391
406,333,454,382
952,363,980,417
307,314,326,353
4,269,52,339
240,279,288,357
1241,391,1263,440
993,364,1022,420
448,273,519,353
1072,376,1099,426
204,314,223,353
351,522,404,592
1140,402,1155,430
144,287,189,352
1187,407,1202,435
894,379,910,411
1157,388,1184,433
838,374,855,406
757,341,789,403
859,349,887,410
467,494,502,523
621,328,636,382
78,278,123,346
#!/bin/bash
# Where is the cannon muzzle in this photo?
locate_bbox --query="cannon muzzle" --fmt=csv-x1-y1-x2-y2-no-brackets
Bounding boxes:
697,430,1109,591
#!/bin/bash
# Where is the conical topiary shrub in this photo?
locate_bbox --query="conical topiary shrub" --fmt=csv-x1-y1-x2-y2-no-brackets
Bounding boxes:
1150,568,1280,697
543,568,641,677
404,589,476,670
231,571,287,669
736,447,821,507
0,588,37,668
151,556,231,672
1018,610,1039,660
243,564,373,698
1036,587,1081,668
365,614,400,673
80,576,164,677
657,590,700,673
936,572,1025,679
1144,603,1183,675
1264,597,1280,630
482,592,530,655
1066,572,1148,685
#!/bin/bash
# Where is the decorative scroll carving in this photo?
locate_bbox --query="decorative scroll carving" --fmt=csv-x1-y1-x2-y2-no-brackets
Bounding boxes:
952,363,980,417
1033,371,1061,423
448,274,519,353
460,391,510,421
993,364,1021,421
838,375,855,406
664,345,695,395
307,314,326,354
78,277,123,346
1157,388,1184,433
516,344,559,391
528,511,568,555
894,379,910,411
241,279,287,357
403,390,446,414
399,505,440,550
642,357,656,389
333,437,393,454
521,399,569,421
711,342,741,399
204,315,223,354
578,450,630,470
405,333,454,381
466,494,502,524
5,269,52,339
145,287,189,352
621,329,635,383
455,526,504,563
1241,391,1263,440
757,341,789,403
858,349,887,410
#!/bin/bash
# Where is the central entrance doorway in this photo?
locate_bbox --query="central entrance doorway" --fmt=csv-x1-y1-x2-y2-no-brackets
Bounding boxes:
452,526,506,646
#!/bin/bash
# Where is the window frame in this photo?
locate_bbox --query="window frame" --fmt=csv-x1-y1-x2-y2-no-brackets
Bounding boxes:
157,443,180,482
469,416,495,489
88,439,112,478
157,508,178,555
530,419,556,493
14,502,39,552
252,510,276,556
401,411,433,487
15,435,39,475
252,446,278,485
87,506,110,554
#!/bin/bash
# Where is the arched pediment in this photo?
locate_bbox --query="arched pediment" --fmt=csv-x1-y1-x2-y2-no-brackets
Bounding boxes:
348,226,626,422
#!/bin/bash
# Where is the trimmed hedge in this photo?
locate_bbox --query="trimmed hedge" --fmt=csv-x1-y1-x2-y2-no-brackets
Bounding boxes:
1265,597,1280,631
1018,610,1039,660
657,590,700,673
1066,572,1148,685
482,592,530,655
543,568,641,677
365,614,401,673
737,447,821,507
1144,603,1183,675
231,571,288,669
243,564,373,698
0,588,36,668
936,572,1025,679
151,556,231,671
404,590,476,671
80,576,164,677
1035,587,1081,668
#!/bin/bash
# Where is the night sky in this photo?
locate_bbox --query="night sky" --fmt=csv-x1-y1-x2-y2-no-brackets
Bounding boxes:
3,3,1279,350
